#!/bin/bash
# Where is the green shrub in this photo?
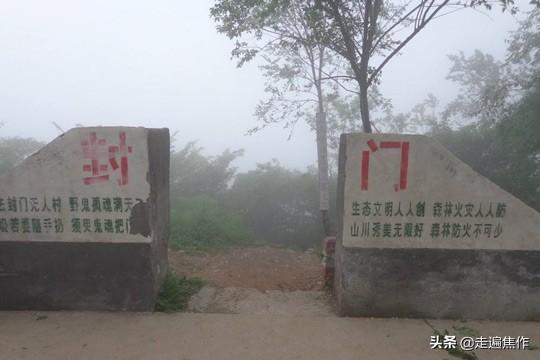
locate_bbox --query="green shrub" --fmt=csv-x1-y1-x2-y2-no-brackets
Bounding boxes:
169,195,255,250
155,273,205,313
228,161,335,250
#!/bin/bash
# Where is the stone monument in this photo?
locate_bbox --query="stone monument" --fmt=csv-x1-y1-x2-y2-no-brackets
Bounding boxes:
0,126,169,310
335,133,540,320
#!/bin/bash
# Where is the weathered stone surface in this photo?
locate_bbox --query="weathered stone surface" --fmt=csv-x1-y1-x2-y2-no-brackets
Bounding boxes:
335,133,540,320
0,127,169,310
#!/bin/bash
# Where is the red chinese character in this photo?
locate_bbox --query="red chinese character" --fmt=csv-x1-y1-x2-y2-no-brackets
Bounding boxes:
81,131,132,186
361,139,409,191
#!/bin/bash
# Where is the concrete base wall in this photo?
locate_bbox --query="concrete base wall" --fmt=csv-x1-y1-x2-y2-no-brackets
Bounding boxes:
335,245,540,320
0,242,156,310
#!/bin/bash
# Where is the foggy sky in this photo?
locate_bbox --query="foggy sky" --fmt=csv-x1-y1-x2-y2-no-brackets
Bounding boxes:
0,1,531,171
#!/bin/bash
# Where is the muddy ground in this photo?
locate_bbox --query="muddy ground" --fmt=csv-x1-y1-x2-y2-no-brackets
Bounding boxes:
168,246,324,291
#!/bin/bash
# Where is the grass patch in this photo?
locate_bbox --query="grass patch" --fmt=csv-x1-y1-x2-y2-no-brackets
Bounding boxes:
155,273,205,313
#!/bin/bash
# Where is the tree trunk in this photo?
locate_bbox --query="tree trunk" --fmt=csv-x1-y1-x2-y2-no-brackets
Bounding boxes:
315,108,332,236
359,83,372,133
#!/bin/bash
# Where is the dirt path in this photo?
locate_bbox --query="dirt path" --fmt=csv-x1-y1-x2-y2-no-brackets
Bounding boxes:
188,286,335,316
168,246,323,291
169,246,332,316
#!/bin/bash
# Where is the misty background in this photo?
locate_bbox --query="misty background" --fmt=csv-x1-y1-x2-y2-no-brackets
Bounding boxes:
0,0,527,171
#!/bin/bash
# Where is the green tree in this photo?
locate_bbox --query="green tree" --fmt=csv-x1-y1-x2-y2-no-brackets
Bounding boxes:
420,9,540,209
323,85,394,164
315,0,522,133
169,142,243,198
211,0,344,235
443,50,512,125
507,8,540,86
168,142,251,249
492,77,540,210
431,80,540,210
228,161,335,248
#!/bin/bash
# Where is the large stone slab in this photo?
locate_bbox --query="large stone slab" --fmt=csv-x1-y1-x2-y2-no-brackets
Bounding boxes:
335,133,540,320
0,127,169,310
